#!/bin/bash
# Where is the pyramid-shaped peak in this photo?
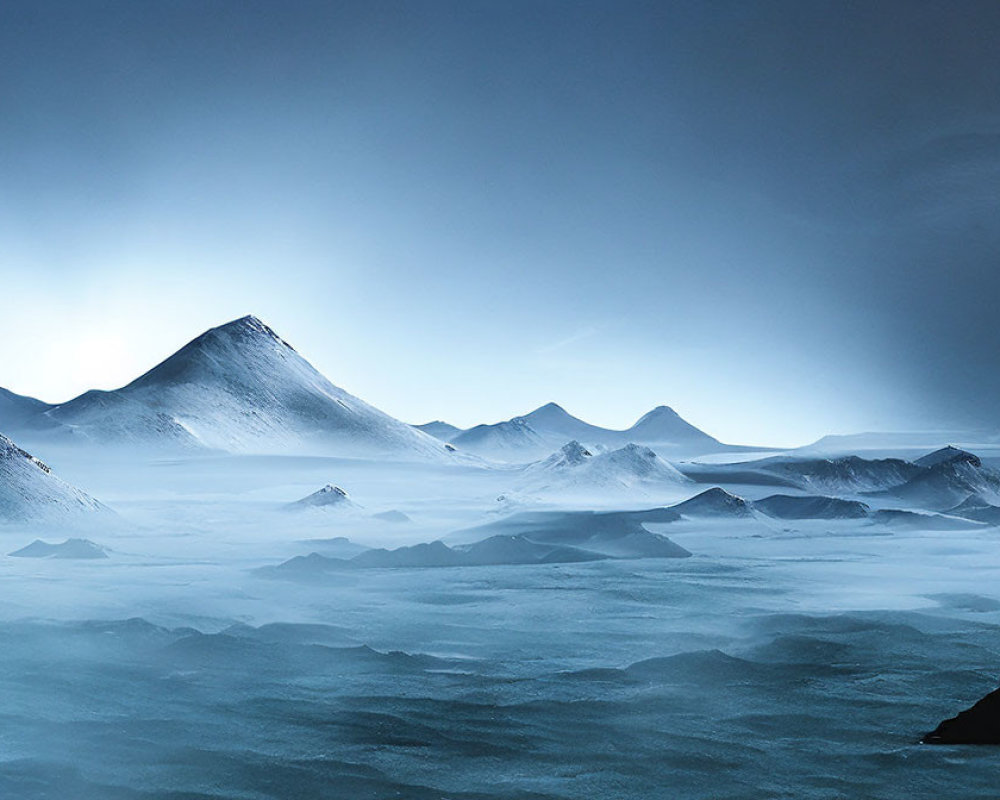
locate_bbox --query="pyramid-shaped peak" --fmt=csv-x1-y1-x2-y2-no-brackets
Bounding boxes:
637,405,679,421
287,484,355,510
915,446,981,469
209,315,293,348
625,405,719,445
530,402,571,416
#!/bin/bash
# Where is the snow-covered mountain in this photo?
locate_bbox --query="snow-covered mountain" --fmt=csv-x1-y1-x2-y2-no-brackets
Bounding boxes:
518,402,617,444
751,455,922,494
419,402,728,461
413,420,463,441
753,494,871,520
0,388,60,434
285,484,357,512
9,538,109,558
668,487,753,519
625,405,721,449
0,432,109,522
524,440,595,472
449,417,550,459
29,316,450,459
516,441,690,496
877,447,1000,509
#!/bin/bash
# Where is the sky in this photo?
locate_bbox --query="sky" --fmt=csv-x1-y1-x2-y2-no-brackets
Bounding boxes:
1,0,999,447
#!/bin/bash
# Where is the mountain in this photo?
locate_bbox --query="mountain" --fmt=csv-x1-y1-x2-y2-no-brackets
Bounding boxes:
413,420,463,441
449,417,550,459
519,402,615,443
526,440,595,471
0,432,109,522
762,455,922,494
625,405,721,448
35,316,450,459
680,455,922,495
9,538,109,558
455,508,690,559
668,487,754,518
945,495,1000,525
430,402,731,461
517,441,690,496
797,431,988,456
753,494,871,520
914,446,981,469
878,447,1000,509
286,484,357,511
0,388,55,431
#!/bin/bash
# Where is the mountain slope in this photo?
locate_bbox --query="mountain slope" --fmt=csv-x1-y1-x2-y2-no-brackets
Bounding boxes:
878,447,1000,509
750,455,922,494
413,420,463,441
754,494,871,520
624,405,721,447
0,388,60,434
0,432,109,522
42,316,450,459
519,403,617,444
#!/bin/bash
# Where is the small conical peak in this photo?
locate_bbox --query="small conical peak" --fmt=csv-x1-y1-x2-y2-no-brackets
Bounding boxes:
639,405,679,420
558,440,593,463
529,402,569,417
318,484,348,497
672,487,751,516
0,432,51,473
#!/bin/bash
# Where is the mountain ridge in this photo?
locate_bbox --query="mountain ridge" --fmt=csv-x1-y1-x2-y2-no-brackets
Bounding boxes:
19,316,450,460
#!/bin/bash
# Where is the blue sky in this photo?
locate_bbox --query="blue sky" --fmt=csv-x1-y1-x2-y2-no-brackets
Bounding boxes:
1,1,998,446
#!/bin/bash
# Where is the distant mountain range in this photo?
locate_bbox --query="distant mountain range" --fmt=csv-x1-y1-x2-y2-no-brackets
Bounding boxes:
680,446,1000,513
0,316,741,462
416,401,735,461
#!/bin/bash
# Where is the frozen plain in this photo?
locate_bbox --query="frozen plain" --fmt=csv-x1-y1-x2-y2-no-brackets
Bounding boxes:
3,447,1000,799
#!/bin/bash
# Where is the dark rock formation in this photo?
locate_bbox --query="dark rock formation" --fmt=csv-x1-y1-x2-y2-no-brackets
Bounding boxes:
923,687,1000,744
